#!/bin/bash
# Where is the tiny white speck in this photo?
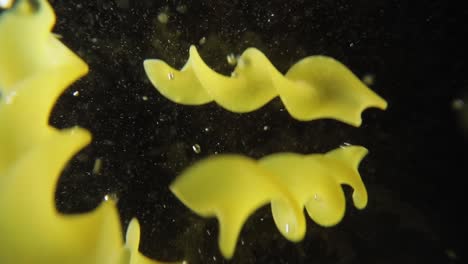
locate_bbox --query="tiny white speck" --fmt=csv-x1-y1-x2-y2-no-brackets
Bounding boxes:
73,91,80,96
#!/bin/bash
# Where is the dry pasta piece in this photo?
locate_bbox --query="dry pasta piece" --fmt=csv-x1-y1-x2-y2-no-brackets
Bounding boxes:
170,145,368,258
144,46,387,126
0,1,182,263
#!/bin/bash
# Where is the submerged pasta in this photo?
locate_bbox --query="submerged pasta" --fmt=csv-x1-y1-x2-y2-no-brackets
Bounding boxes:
144,46,387,126
0,1,179,263
170,145,369,258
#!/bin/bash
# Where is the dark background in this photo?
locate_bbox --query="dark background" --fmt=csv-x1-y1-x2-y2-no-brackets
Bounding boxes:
35,0,468,263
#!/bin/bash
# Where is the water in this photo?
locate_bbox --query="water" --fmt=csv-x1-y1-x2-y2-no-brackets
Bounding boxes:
40,0,467,263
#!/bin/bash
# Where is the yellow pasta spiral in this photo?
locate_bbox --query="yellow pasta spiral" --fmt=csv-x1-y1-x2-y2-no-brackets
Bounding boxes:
144,46,387,126
170,145,369,258
0,1,181,263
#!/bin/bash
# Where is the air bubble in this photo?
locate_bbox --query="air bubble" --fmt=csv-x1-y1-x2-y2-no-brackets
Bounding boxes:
314,193,320,201
445,249,458,260
176,4,187,14
192,144,201,154
168,72,175,80
227,53,237,66
92,158,102,175
362,74,375,86
103,193,118,202
452,98,464,110
340,142,352,148
157,12,169,24
199,37,206,45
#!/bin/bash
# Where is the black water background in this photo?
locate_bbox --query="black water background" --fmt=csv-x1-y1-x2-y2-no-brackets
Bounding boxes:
34,0,468,263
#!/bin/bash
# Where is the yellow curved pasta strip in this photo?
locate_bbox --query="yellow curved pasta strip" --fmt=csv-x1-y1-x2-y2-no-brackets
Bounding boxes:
170,145,368,259
170,155,305,259
144,46,387,126
0,1,181,263
0,0,89,172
